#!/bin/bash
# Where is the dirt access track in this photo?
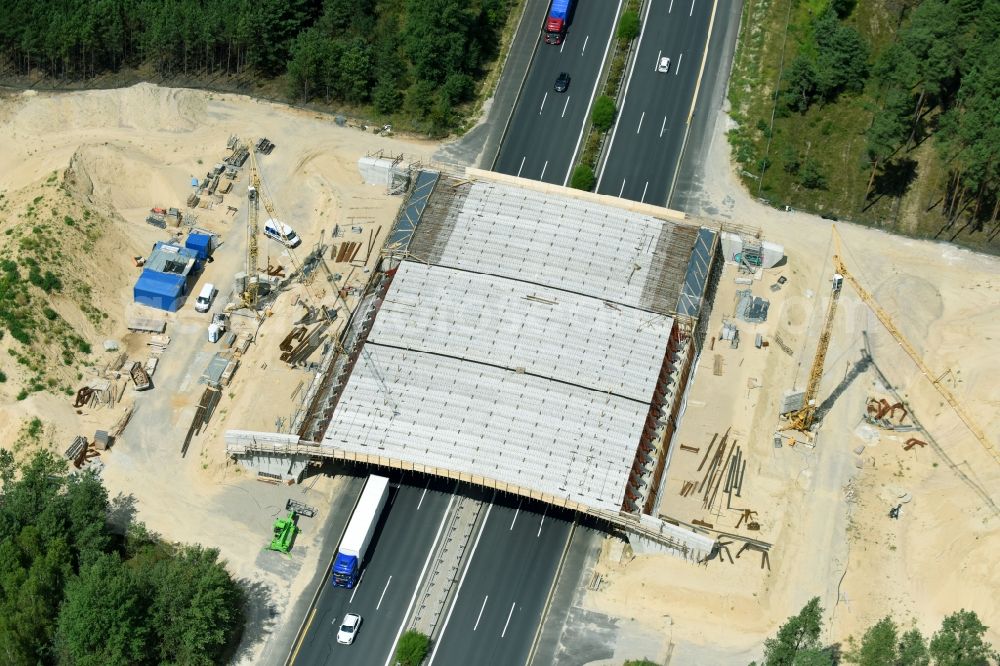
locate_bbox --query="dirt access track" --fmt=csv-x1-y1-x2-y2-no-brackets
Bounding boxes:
0,84,998,665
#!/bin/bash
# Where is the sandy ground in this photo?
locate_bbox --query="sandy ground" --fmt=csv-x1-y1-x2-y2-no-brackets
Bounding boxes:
2,83,999,665
0,83,434,663
579,106,1000,664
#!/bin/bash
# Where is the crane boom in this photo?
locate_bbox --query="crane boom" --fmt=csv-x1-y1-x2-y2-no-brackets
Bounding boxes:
788,226,998,467
829,227,999,465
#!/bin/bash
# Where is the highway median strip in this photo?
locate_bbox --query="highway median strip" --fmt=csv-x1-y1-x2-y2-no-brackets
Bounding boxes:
570,0,643,191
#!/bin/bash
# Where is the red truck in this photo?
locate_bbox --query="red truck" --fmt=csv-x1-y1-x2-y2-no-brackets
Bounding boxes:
543,0,573,45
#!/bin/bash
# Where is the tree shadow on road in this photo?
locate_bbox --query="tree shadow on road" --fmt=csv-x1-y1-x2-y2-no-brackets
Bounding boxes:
226,577,279,664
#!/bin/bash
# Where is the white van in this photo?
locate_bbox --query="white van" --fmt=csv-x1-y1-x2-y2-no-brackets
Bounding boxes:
194,283,215,313
263,218,301,248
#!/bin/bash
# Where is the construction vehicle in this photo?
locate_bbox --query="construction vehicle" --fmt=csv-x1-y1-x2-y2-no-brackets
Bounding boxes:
785,227,998,468
332,475,390,588
268,512,299,553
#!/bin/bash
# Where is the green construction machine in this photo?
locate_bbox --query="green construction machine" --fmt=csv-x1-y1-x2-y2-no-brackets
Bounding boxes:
266,500,317,554
268,512,299,554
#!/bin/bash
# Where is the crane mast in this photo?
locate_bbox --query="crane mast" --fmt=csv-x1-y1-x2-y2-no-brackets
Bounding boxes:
788,272,842,431
244,180,259,309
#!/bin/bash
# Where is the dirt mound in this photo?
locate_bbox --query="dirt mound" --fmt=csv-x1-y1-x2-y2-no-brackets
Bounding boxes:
9,83,207,137
66,143,188,212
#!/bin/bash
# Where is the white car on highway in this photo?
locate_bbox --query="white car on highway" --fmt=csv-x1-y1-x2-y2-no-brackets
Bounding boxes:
657,56,671,73
336,613,362,645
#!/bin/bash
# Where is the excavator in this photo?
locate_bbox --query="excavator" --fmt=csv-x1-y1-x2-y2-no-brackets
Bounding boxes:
784,227,998,468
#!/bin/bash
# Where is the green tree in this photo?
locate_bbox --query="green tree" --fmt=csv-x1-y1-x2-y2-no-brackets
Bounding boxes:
339,39,373,104
395,629,430,666
0,450,245,664
373,76,403,115
852,617,898,666
929,610,997,666
898,628,930,666
571,165,596,191
404,0,472,85
591,96,617,133
55,553,150,666
287,27,328,101
761,597,826,666
812,9,870,101
830,0,857,18
146,546,245,665
404,80,438,126
781,56,818,114
864,90,911,199
617,11,640,41
799,159,826,190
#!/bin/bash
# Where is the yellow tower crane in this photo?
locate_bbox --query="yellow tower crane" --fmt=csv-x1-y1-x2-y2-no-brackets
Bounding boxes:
241,142,303,310
242,156,260,309
787,268,843,432
788,226,999,467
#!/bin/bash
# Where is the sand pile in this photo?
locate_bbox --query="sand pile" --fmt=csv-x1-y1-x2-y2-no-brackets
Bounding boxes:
10,83,207,137
67,143,189,212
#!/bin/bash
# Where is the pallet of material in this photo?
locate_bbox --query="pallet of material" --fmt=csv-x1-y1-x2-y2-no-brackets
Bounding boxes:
218,180,233,194
146,214,167,229
128,317,166,333
220,358,240,386
233,331,253,356
186,193,200,208
147,334,170,350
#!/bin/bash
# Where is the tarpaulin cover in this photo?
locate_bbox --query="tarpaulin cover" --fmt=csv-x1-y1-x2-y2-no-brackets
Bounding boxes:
133,270,187,311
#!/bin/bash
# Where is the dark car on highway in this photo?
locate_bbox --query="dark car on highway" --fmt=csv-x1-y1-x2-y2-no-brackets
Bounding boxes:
554,72,571,93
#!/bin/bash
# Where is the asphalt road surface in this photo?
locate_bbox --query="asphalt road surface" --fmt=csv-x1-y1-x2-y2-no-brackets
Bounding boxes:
494,0,622,185
428,500,573,666
292,480,453,666
597,0,717,204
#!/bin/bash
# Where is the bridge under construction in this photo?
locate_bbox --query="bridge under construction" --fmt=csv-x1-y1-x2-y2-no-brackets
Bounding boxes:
226,165,734,559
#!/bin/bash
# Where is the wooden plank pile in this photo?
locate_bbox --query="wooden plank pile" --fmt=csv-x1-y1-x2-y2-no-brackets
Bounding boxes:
333,242,362,263
73,379,123,410
109,405,134,438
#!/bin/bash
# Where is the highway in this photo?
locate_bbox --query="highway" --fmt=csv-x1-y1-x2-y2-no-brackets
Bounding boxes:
596,0,717,204
493,0,622,185
292,480,453,666
428,499,572,666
